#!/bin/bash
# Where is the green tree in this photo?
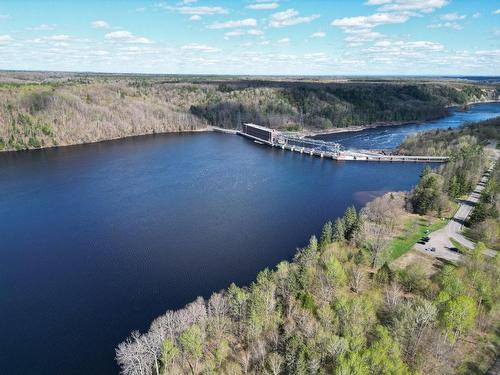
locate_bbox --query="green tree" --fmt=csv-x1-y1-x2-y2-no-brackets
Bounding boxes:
333,217,346,242
323,252,347,287
411,172,445,215
448,175,460,198
320,221,333,249
374,262,394,285
161,339,179,373
344,206,359,240
214,339,230,369
179,325,204,375
335,352,368,375
284,335,308,375
440,295,477,344
363,325,411,375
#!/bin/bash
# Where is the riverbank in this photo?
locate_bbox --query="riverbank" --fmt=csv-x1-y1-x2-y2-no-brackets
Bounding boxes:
0,126,212,153
305,100,500,139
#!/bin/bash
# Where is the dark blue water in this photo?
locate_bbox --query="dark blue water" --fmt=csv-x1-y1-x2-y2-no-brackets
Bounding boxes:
0,103,498,375
313,103,500,150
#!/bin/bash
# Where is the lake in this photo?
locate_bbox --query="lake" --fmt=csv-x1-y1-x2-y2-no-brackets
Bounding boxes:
0,103,498,375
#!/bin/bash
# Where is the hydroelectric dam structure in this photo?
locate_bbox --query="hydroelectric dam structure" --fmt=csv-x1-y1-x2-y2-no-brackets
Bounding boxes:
236,123,449,163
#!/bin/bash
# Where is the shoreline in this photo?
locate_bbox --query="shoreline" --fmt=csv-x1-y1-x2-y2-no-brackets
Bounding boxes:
0,126,213,154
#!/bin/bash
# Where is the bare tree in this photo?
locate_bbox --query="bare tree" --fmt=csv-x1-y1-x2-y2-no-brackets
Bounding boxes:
116,331,152,375
347,265,365,293
384,283,402,314
266,352,283,375
363,221,391,268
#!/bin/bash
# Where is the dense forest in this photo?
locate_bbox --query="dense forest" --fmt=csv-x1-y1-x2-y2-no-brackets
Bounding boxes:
116,119,500,375
189,81,495,130
0,72,497,151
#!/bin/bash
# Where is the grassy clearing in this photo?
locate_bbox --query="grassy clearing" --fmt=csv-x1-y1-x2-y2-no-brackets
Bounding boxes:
387,215,447,261
450,238,470,254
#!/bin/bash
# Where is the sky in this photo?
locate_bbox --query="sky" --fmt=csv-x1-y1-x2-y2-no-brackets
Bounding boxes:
0,0,499,75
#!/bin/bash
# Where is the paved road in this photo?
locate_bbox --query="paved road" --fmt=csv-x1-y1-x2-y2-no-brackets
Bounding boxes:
415,143,498,261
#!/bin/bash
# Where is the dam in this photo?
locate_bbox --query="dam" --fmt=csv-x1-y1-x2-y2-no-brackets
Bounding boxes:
239,123,449,163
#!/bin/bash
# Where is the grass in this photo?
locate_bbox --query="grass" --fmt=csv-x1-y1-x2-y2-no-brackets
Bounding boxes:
387,216,447,261
450,238,470,254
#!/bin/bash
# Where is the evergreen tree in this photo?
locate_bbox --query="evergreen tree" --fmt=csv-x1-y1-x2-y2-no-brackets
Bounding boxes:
333,217,346,242
344,206,358,240
320,221,333,249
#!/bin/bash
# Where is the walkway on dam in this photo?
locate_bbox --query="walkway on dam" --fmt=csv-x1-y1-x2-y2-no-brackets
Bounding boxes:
236,123,449,163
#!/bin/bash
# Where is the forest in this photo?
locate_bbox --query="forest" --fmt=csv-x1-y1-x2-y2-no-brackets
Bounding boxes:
116,118,500,375
399,117,499,249
0,71,497,151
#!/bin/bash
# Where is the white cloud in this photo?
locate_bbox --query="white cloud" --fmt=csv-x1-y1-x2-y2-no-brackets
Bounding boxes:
248,29,264,36
277,37,290,44
304,52,329,62
105,31,153,44
46,34,71,41
0,35,13,44
365,39,444,54
190,15,202,21
475,49,500,57
332,12,409,29
472,12,481,19
269,9,320,28
311,32,326,38
92,20,110,29
374,40,392,47
157,4,228,15
366,0,449,13
427,22,463,30
181,43,219,53
246,2,279,10
223,29,264,39
224,30,246,39
207,18,257,29
494,9,500,15
439,12,466,21
344,30,384,43
30,24,57,31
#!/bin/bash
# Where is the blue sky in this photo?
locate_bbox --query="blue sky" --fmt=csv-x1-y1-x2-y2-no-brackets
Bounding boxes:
0,0,499,75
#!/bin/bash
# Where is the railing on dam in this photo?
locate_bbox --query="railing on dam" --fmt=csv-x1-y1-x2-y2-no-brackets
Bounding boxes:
239,123,449,163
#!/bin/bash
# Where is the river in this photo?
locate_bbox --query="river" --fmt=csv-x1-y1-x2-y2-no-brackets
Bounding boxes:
0,103,498,375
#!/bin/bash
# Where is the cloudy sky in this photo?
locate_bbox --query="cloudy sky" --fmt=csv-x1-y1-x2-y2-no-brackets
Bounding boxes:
0,0,499,75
